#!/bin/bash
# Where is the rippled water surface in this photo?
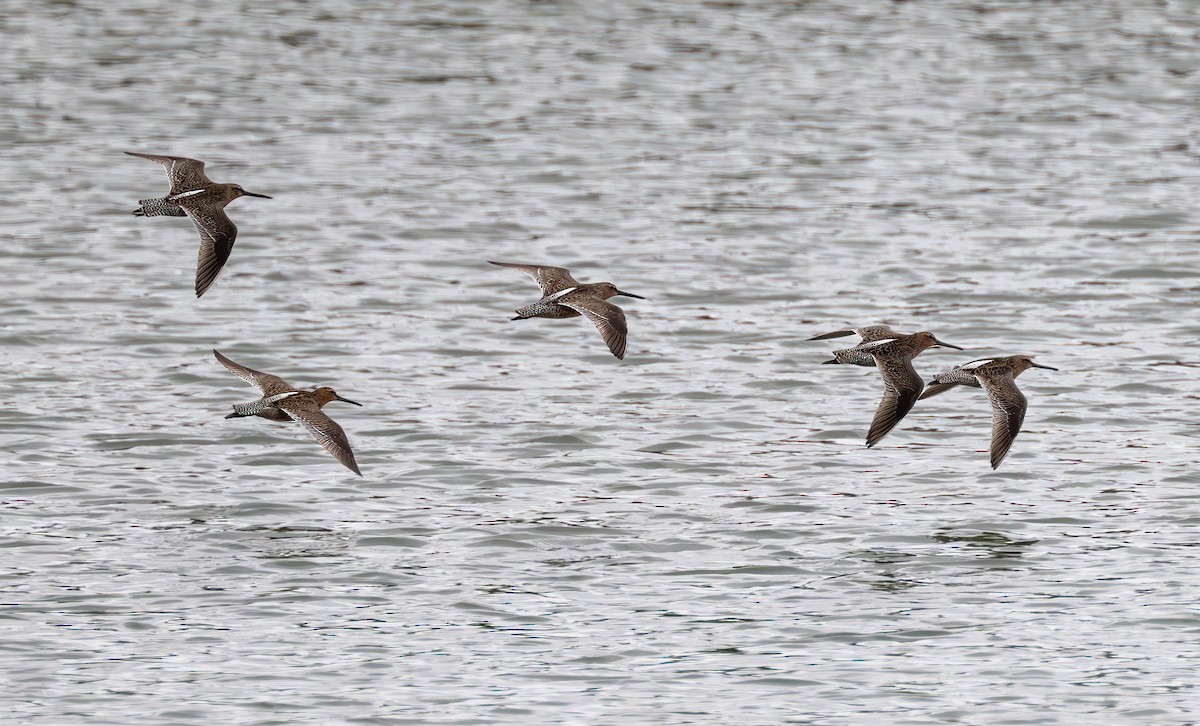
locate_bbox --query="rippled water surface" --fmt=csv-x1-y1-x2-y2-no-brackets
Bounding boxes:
2,1,1199,723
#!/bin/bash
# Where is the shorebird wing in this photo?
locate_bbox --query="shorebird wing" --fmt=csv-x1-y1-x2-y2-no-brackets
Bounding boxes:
561,297,629,360
213,350,296,396
978,372,1028,470
851,337,905,354
488,261,580,296
808,329,857,341
856,325,898,342
125,151,213,193
866,359,923,447
186,205,237,298
960,358,997,371
809,325,895,342
919,367,981,400
277,397,362,476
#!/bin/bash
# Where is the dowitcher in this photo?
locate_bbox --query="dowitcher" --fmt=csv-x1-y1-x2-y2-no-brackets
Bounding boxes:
214,350,363,476
126,152,271,297
489,261,644,360
919,355,1057,469
842,331,963,448
808,325,904,366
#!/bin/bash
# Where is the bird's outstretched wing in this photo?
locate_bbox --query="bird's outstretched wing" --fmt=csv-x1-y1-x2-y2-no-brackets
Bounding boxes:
187,206,237,297
978,372,1028,470
866,358,923,447
126,151,213,194
561,296,629,360
809,325,896,342
213,350,295,396
277,396,362,476
489,261,580,296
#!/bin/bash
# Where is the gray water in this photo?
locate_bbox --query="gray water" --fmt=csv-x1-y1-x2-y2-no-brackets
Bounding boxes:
2,1,1199,723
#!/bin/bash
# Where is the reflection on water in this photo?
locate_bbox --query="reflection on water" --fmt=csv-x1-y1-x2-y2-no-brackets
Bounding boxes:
931,530,1039,560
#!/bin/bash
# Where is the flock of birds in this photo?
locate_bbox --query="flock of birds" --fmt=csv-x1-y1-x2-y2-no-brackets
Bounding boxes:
127,152,1056,476
808,326,1056,470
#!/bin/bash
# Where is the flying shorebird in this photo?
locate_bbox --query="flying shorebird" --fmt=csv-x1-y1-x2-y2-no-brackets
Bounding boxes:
808,325,906,366
919,355,1057,469
841,331,963,448
214,350,363,476
126,152,271,297
489,261,644,360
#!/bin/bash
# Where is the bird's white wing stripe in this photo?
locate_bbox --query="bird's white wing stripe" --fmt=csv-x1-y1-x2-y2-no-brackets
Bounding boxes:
544,286,579,302
855,337,901,350
962,359,995,370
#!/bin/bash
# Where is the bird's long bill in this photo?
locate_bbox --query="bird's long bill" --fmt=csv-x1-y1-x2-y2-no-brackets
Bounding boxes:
932,338,964,350
1031,362,1059,370
242,190,272,199
336,395,363,406
616,290,645,299
807,330,854,341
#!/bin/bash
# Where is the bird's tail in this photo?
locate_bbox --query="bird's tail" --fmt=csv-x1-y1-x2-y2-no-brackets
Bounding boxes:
134,197,187,218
